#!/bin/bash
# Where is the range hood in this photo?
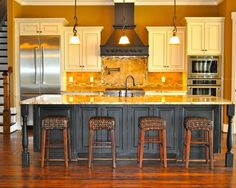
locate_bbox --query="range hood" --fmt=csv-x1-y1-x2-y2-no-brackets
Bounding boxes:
100,3,148,56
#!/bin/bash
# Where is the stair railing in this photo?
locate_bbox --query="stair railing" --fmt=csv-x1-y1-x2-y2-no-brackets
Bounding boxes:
0,0,7,27
2,67,12,134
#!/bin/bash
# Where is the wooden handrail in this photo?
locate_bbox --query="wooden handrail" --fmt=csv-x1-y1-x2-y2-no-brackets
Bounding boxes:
2,67,12,134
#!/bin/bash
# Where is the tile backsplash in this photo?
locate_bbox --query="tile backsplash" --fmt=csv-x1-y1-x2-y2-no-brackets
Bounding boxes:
66,57,186,90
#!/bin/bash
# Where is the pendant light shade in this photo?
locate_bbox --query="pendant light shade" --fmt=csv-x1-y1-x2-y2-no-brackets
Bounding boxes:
169,0,180,45
70,0,80,44
118,0,130,45
119,34,130,45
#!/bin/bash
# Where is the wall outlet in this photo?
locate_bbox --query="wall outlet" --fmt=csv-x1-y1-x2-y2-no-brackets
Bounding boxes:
68,76,74,83
161,76,166,83
90,76,94,83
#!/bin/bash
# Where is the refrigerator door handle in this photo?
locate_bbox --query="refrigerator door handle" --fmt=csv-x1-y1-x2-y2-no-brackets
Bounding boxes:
33,47,38,84
41,46,45,84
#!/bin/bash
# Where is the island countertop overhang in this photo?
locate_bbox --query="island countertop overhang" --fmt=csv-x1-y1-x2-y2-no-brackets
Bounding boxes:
20,94,234,105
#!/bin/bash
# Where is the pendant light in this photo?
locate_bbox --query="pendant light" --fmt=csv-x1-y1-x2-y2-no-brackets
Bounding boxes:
118,0,130,45
70,0,80,44
169,0,180,45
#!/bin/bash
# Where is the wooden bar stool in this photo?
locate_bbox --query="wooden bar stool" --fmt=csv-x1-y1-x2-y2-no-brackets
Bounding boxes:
88,117,116,168
41,116,70,168
138,116,167,168
183,117,214,168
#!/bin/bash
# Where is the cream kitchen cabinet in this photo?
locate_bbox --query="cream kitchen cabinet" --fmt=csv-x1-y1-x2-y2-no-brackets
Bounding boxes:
18,18,68,35
64,27,103,72
147,27,185,72
186,17,224,55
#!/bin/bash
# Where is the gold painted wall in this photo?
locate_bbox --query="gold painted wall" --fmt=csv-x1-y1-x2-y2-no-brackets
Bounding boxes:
9,2,230,106
7,1,22,105
218,0,236,100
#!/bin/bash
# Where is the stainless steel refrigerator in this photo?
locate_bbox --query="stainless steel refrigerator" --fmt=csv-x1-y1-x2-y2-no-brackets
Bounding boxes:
20,36,61,100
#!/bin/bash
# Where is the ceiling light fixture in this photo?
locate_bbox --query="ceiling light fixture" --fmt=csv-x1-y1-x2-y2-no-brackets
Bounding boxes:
118,0,130,45
70,0,80,44
169,0,180,45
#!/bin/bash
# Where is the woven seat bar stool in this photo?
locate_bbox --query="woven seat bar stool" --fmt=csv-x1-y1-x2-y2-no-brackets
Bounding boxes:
183,117,214,168
41,116,70,168
138,116,167,168
88,117,116,168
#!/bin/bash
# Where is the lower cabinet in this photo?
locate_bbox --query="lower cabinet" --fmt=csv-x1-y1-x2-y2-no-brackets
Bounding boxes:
33,104,221,160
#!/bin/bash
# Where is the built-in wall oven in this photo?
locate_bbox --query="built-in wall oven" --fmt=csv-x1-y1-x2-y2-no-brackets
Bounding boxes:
187,56,222,97
188,56,221,78
187,79,222,97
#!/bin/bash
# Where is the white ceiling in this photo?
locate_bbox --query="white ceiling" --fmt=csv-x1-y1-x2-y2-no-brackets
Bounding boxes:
15,0,224,6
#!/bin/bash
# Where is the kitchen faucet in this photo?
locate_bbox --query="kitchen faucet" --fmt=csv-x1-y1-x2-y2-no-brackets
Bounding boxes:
125,75,136,97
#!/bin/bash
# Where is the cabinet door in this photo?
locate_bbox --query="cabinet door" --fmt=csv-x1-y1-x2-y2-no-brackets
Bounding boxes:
82,31,101,72
77,106,99,154
64,30,82,71
148,31,167,72
40,23,61,35
153,106,178,157
167,29,185,72
187,23,205,55
20,23,40,35
127,106,152,154
205,22,222,54
102,106,126,153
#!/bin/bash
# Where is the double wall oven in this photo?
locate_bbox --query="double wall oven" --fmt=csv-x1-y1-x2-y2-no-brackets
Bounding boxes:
187,56,222,97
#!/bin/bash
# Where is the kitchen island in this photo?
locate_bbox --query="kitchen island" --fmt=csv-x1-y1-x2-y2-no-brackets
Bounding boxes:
21,94,235,167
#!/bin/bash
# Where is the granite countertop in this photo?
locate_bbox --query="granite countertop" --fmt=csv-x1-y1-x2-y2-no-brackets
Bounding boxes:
62,86,187,95
21,94,233,105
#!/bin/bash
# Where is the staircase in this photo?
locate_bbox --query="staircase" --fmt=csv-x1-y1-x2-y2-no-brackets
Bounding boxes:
0,19,17,133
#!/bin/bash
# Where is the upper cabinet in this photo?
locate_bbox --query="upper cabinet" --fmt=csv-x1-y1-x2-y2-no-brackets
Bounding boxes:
64,27,103,72
147,27,185,72
186,17,224,55
17,18,68,36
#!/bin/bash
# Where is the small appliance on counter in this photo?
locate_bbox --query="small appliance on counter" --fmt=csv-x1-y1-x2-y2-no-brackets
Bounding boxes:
187,56,222,97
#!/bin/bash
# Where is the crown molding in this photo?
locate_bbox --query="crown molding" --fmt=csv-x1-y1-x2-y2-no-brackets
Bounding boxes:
14,0,224,6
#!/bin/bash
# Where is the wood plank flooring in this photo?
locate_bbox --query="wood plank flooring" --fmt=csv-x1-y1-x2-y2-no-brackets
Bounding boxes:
0,130,236,187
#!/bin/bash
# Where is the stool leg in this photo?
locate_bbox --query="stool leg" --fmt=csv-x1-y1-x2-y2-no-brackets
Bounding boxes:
67,128,71,161
137,128,141,163
185,129,191,168
159,130,163,163
88,129,94,168
139,129,145,168
182,128,186,163
209,129,214,169
41,128,46,167
111,129,116,168
45,130,50,161
162,129,167,168
63,128,69,168
205,131,209,164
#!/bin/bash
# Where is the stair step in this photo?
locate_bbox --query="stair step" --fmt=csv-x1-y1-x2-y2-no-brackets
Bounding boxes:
0,44,7,49
0,112,17,116
0,50,7,57
0,37,7,44
0,64,8,72
0,26,7,32
0,57,7,63
0,122,16,127
0,32,7,38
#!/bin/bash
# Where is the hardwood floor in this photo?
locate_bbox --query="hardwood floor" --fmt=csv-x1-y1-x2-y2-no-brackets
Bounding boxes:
0,131,236,187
